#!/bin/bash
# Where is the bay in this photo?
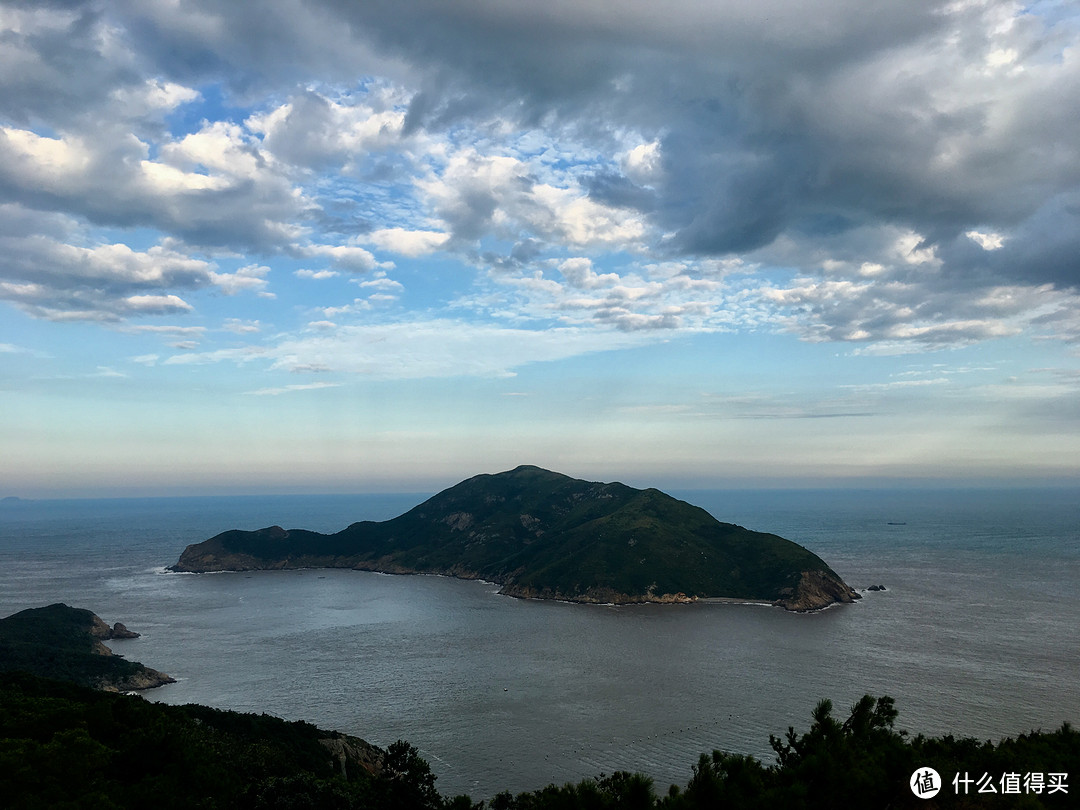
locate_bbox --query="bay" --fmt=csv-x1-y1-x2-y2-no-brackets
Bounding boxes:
1,487,1077,799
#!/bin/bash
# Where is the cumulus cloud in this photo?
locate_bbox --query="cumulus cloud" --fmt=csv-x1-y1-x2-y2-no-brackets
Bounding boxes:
2,0,1078,354
367,227,449,257
223,319,262,334
355,275,404,293
294,243,390,273
558,258,620,290
416,148,646,249
758,272,1080,351
246,86,410,170
321,0,1078,290
0,121,311,251
211,264,271,295
0,223,214,320
295,269,340,280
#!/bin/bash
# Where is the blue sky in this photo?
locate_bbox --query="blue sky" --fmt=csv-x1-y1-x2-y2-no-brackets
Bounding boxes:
2,0,1079,496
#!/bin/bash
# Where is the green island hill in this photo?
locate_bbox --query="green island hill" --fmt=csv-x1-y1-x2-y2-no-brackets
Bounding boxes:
172,465,859,611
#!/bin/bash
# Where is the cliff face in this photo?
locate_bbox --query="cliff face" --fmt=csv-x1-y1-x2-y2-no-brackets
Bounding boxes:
318,734,385,779
773,570,861,612
172,465,859,612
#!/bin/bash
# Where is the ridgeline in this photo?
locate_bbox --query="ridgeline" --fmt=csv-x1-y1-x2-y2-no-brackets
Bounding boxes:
172,465,858,611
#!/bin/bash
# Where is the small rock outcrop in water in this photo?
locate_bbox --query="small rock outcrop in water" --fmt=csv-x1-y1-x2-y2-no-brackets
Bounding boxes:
108,621,140,639
172,465,859,611
0,603,175,691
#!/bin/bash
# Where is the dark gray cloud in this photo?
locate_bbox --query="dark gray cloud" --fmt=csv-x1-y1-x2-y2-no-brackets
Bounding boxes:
0,3,142,127
2,0,1078,338
295,0,1077,288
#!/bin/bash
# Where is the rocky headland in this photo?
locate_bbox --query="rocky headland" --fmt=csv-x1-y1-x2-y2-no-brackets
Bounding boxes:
0,603,175,691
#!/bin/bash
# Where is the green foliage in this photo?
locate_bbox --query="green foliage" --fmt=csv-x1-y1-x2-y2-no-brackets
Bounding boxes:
0,672,451,810
490,696,1079,810
489,771,657,810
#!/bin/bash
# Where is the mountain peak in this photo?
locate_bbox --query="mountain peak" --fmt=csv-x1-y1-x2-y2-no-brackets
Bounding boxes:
172,468,858,611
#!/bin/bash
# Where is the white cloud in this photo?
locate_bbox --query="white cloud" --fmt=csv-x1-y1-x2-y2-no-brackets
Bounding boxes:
0,230,215,321
247,87,411,169
122,294,194,314
296,243,391,273
211,264,271,295
0,127,93,182
368,227,450,257
223,319,262,334
558,258,620,290
1,0,1077,370
122,325,207,339
417,148,647,249
162,346,268,366
159,121,267,180
355,276,404,292
246,382,343,396
109,79,201,117
93,366,127,378
0,119,309,252
966,230,1006,250
173,319,656,380
295,269,341,280
620,140,662,184
465,257,752,333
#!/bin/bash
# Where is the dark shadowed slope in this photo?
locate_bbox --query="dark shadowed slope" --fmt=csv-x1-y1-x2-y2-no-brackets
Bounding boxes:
0,604,174,691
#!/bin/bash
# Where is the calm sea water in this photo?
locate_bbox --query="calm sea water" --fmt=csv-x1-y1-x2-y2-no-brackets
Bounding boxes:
1,488,1078,799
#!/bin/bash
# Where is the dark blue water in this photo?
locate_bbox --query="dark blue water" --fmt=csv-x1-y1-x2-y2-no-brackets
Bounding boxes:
1,488,1077,799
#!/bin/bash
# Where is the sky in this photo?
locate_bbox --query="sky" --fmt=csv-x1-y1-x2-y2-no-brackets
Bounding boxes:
1,0,1079,497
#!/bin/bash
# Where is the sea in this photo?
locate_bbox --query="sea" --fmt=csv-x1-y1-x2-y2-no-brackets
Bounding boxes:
1,487,1078,800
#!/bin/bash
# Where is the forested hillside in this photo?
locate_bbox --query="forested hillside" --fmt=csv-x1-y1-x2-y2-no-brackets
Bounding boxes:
2,673,1075,809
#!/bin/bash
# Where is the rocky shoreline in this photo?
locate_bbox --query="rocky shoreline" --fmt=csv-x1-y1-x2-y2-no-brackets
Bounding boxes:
172,552,858,612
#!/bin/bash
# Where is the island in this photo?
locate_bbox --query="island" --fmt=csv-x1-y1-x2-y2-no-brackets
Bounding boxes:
172,465,859,611
0,603,175,691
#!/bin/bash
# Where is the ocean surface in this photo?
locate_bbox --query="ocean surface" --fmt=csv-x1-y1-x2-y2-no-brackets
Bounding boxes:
1,487,1078,799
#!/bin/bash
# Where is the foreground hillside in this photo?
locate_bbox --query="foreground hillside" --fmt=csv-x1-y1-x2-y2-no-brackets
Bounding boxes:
2,671,1076,809
0,672,451,810
173,465,858,610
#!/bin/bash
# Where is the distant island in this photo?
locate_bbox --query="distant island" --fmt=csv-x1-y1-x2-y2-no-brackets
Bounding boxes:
0,603,175,691
172,465,858,611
